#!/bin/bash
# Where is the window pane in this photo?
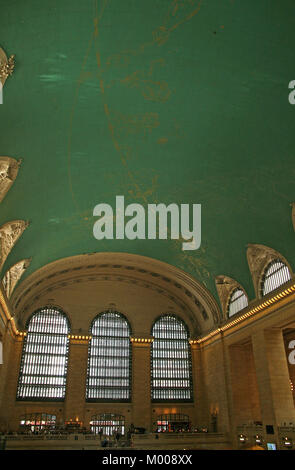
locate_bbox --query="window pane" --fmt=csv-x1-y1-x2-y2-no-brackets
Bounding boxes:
151,315,193,401
17,307,70,401
262,260,291,296
90,413,125,436
86,312,131,401
228,288,248,317
19,413,56,432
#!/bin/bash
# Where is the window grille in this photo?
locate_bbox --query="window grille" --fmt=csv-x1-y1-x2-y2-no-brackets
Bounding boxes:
156,413,190,432
19,413,56,432
16,307,70,401
151,314,193,402
86,311,131,402
261,259,291,296
228,288,248,317
90,413,125,436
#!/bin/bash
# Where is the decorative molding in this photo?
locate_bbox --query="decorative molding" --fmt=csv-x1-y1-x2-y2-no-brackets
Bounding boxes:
11,252,221,335
2,258,31,298
215,275,246,319
0,220,29,271
198,279,295,345
0,157,22,203
246,243,293,298
0,47,15,86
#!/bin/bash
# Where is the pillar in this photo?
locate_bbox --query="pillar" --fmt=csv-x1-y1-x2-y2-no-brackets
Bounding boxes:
64,338,89,426
131,337,152,431
252,328,295,435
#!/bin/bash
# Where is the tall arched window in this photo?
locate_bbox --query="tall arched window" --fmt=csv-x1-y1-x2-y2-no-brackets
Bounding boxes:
227,288,248,317
86,311,131,402
261,259,291,296
16,306,70,401
151,314,192,402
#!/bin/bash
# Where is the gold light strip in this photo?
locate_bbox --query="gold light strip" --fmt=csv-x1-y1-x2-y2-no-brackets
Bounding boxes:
196,283,295,344
130,337,154,343
68,335,92,341
12,284,295,343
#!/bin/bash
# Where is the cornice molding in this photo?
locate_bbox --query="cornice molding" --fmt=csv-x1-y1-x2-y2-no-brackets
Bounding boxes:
11,252,221,335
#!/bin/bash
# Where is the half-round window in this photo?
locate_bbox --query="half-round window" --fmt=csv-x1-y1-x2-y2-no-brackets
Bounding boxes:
228,288,248,317
261,259,291,296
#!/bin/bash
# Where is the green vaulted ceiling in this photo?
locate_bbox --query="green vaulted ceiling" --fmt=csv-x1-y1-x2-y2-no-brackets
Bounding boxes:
1,0,295,301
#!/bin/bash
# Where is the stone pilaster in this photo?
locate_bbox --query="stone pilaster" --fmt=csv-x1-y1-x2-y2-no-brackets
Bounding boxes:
131,337,152,431
252,328,295,435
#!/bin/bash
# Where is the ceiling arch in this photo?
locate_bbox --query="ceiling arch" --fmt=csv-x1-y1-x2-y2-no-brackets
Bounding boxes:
11,252,221,336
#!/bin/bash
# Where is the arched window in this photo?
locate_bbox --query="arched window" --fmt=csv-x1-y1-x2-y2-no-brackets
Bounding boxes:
86,311,131,402
151,314,193,402
261,259,291,296
90,413,125,436
16,306,70,401
228,288,248,317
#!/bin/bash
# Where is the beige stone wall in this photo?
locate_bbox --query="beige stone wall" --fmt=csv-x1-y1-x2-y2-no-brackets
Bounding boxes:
201,340,231,434
1,257,295,449
228,342,261,426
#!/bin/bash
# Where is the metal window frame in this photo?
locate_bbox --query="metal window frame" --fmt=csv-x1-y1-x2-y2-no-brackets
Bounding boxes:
19,412,57,432
227,287,248,318
86,310,132,403
90,413,125,436
16,306,70,402
151,313,193,403
260,259,291,297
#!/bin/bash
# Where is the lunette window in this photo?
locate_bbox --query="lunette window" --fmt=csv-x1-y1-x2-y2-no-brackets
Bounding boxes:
228,288,248,317
16,306,70,401
261,259,291,296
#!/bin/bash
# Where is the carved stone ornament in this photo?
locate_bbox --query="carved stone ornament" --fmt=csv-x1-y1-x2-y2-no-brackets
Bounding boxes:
0,47,15,86
246,243,292,297
2,258,31,298
0,157,22,203
215,275,245,319
0,220,29,271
